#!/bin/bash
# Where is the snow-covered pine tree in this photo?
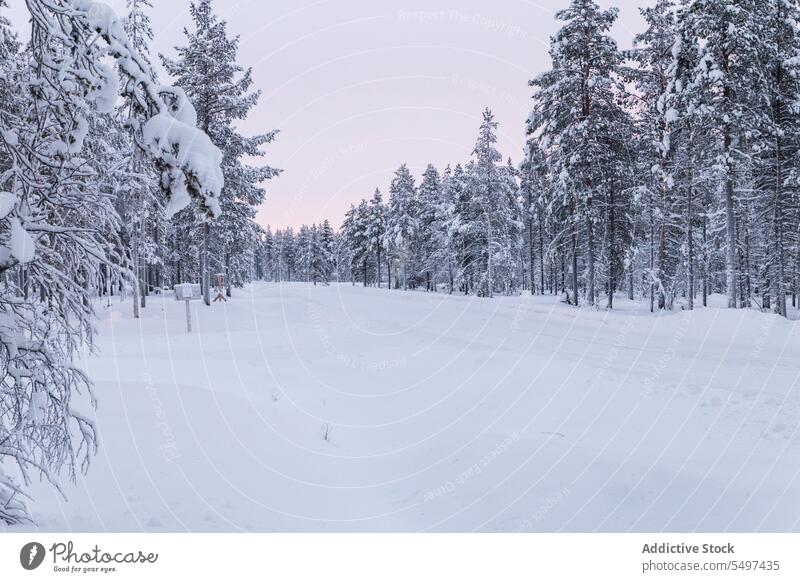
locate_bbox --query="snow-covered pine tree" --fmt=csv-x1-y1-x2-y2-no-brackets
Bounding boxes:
367,189,386,287
260,226,276,281
118,0,163,316
384,164,418,290
307,225,319,285
162,0,279,303
464,109,504,297
663,3,704,310
273,228,286,280
306,224,331,286
124,0,155,70
444,163,478,294
521,139,560,298
331,228,351,284
296,224,312,281
626,0,681,310
281,227,297,281
496,158,524,294
342,201,372,286
436,165,457,294
417,164,443,291
520,145,543,295
750,0,800,317
527,0,629,306
673,0,767,308
319,219,336,283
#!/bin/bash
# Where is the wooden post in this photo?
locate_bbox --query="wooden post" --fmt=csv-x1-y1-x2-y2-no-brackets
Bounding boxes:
185,299,192,333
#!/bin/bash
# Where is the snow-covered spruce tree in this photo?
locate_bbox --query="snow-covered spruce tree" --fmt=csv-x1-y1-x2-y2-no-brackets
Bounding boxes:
367,189,386,287
417,164,443,291
279,227,297,281
307,224,331,286
497,158,524,294
436,165,458,294
162,0,279,304
444,163,478,294
340,206,356,284
307,224,319,285
527,0,630,307
278,227,299,283
272,228,285,280
331,228,351,283
295,224,312,281
0,0,222,524
384,164,418,290
266,226,279,282
318,219,336,283
342,201,372,286
461,109,522,298
258,225,275,281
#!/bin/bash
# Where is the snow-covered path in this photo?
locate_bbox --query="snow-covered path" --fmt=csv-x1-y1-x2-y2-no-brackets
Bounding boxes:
11,283,800,532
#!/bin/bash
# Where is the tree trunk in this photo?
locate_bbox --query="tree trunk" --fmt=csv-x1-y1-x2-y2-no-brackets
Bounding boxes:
585,210,595,306
628,264,634,302
607,187,615,309
539,214,545,295
571,222,579,306
376,244,381,288
486,216,494,299
649,189,655,312
792,245,798,308
139,254,146,309
687,166,694,311
702,213,708,307
744,216,752,307
772,125,787,317
225,251,232,297
202,221,211,306
448,260,454,295
132,252,140,319
723,123,737,308
528,215,535,295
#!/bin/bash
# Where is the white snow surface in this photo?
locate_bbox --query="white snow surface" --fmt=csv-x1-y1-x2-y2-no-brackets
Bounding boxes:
8,283,800,532
0,191,16,220
9,217,35,264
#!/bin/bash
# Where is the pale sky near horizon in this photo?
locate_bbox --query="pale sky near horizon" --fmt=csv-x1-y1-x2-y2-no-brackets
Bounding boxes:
5,0,646,230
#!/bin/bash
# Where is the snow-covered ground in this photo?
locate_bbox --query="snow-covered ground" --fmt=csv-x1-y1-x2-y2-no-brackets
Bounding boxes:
7,282,800,532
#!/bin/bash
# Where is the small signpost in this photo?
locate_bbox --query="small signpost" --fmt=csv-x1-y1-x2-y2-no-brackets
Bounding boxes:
174,283,202,333
213,273,227,303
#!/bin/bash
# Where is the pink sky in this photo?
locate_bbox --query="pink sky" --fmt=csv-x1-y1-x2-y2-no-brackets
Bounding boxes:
5,0,645,230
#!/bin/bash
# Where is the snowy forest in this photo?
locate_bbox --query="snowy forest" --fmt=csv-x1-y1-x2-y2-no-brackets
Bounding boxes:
274,0,800,315
2,0,800,530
